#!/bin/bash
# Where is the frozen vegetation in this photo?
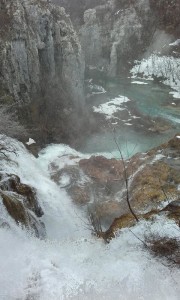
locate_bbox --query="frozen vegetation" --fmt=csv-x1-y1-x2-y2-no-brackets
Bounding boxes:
0,136,180,299
131,54,180,99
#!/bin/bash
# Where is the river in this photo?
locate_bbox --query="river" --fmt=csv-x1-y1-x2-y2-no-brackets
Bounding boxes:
79,77,180,158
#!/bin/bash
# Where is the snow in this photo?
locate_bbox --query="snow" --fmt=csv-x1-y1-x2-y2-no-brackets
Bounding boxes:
131,54,180,99
131,81,148,85
132,115,140,119
170,91,180,99
169,39,180,47
26,138,36,145
93,95,130,119
0,135,180,299
125,123,132,126
115,10,120,15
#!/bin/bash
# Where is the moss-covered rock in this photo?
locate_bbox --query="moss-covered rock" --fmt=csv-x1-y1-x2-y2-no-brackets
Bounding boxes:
0,173,45,238
49,134,180,233
1,192,29,227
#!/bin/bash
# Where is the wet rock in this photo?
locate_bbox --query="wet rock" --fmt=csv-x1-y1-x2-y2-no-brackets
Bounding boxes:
162,199,180,225
130,160,180,212
1,192,30,227
0,173,45,238
0,174,43,217
148,118,173,133
90,200,123,228
49,135,180,232
79,156,124,183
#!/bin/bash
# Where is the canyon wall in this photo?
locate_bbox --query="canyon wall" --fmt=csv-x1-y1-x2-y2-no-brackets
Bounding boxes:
0,0,85,144
55,0,179,77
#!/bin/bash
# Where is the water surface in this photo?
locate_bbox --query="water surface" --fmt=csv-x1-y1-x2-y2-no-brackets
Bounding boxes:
80,78,180,158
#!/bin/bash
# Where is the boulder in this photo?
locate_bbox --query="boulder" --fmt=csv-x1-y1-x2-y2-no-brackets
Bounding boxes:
0,173,45,238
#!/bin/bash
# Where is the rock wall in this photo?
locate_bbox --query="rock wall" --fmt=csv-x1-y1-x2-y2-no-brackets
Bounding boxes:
56,0,179,77
55,0,155,76
0,0,85,144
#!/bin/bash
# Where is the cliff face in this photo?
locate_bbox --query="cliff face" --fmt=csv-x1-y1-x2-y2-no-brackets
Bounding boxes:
80,0,155,77
80,0,180,77
0,0,85,144
56,0,179,77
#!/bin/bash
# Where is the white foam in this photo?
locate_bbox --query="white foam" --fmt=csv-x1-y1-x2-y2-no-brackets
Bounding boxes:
0,136,180,299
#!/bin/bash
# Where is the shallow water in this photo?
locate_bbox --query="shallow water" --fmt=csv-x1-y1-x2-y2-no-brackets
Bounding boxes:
80,78,180,158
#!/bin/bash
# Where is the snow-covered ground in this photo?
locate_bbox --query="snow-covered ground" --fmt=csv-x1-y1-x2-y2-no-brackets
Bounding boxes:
131,54,180,99
93,95,130,119
0,136,180,300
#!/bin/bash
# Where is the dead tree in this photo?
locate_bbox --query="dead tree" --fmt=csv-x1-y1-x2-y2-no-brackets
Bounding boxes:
112,128,139,222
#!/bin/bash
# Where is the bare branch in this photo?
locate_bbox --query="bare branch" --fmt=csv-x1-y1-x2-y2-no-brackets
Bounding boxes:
112,128,139,222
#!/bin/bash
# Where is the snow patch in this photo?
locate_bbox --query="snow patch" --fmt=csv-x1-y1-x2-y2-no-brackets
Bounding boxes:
131,81,148,85
169,39,180,47
93,95,130,119
131,54,180,99
26,138,36,146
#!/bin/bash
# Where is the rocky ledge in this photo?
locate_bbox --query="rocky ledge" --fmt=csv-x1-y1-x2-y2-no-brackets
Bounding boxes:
0,173,45,238
49,134,180,240
0,0,85,144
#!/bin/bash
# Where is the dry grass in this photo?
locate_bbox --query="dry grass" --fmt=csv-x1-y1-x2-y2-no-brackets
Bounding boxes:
146,235,180,266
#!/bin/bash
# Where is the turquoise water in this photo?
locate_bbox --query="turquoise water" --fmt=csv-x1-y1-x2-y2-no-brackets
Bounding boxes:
107,78,180,122
80,78,180,158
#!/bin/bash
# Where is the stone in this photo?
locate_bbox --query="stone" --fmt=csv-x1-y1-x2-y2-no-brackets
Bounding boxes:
0,173,45,238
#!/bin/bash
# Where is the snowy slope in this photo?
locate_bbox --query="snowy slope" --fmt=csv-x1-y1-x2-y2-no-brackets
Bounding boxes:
131,54,180,99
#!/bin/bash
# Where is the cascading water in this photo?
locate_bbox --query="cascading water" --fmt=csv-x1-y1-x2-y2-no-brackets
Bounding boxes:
0,135,180,299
